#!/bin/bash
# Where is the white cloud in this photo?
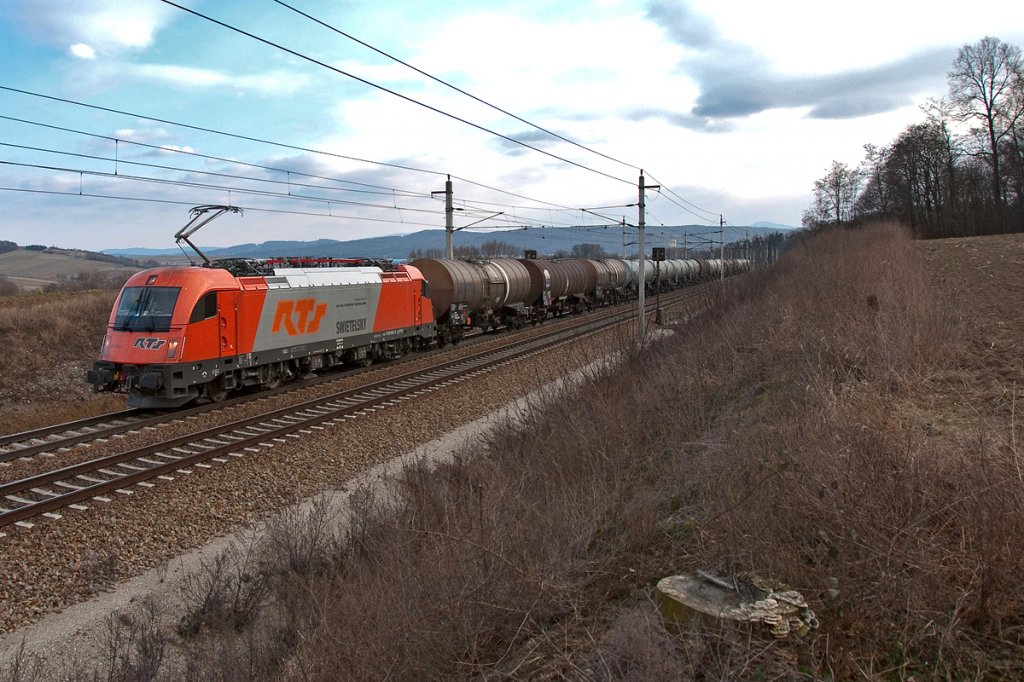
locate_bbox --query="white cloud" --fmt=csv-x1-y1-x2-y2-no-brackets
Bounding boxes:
112,128,171,143
69,43,96,60
3,0,177,53
160,145,197,154
129,64,312,95
689,0,1024,74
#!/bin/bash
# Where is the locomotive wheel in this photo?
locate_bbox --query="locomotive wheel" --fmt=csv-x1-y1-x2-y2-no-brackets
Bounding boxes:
205,376,229,403
266,365,284,389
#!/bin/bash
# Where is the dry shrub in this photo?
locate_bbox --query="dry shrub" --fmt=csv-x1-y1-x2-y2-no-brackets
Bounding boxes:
177,538,269,638
99,599,168,682
0,278,18,297
763,222,959,383
684,222,1024,677
83,222,1019,679
275,347,724,680
2,641,42,682
179,620,294,682
580,607,807,682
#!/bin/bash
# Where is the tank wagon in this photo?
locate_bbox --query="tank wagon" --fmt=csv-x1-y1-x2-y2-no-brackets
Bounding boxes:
410,258,532,345
579,259,630,307
88,259,434,408
411,256,642,343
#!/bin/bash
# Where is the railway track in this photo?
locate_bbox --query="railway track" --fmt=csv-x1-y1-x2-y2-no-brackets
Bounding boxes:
0,284,711,531
1,285,697,463
3,293,643,464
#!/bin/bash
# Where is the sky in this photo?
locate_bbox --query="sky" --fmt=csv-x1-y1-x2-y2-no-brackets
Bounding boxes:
0,0,1022,251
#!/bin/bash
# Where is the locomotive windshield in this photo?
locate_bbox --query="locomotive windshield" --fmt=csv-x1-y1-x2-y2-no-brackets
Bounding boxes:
113,286,181,332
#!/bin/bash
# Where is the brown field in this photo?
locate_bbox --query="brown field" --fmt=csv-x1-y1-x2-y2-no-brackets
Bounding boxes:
1,223,1022,679
0,249,141,292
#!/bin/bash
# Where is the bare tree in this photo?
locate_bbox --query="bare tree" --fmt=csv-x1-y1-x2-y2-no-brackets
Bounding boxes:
948,36,1024,231
856,143,892,221
480,240,520,258
1006,75,1024,228
804,160,862,227
570,243,610,259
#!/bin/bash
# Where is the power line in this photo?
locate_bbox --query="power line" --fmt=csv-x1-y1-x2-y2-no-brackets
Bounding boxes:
0,142,445,216
0,138,586,230
270,0,643,174
0,114,427,199
157,0,635,187
0,112,598,229
644,170,720,221
0,85,444,178
0,183,444,229
0,85,588,215
1,158,426,215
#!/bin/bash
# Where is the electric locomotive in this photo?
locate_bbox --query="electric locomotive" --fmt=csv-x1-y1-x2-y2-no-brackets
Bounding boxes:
87,258,435,408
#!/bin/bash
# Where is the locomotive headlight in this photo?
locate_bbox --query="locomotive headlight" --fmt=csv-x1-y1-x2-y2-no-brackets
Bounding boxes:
165,337,183,359
99,334,110,358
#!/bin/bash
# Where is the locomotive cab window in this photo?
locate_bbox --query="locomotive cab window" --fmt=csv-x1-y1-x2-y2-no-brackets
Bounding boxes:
189,291,218,323
114,286,180,332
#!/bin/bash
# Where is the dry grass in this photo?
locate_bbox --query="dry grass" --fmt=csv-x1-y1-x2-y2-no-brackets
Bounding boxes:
270,222,1018,679
683,223,1023,677
0,289,121,433
15,222,1024,679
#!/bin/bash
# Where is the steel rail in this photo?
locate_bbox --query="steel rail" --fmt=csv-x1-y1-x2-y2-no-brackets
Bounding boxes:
0,288,707,528
0,284,696,461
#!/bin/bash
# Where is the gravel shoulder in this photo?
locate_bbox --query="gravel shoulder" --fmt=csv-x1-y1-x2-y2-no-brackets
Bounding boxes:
0,382,543,675
0,326,632,676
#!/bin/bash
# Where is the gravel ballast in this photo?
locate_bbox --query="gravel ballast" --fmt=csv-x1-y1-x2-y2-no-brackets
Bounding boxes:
0,326,630,648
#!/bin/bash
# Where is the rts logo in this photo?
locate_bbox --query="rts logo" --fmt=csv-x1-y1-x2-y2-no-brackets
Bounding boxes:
133,337,167,350
272,298,328,336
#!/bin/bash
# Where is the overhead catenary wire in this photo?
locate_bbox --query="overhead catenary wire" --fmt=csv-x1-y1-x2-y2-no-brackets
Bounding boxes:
0,142,444,214
1,157,571,233
157,0,635,187
0,112,597,230
270,0,643,174
0,85,591,218
0,10,728,241
0,184,448,228
0,114,427,199
645,170,721,222
0,157,457,219
0,146,585,231
268,1,723,223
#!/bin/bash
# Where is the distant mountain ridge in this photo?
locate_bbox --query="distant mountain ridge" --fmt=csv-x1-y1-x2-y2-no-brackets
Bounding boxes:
103,224,794,260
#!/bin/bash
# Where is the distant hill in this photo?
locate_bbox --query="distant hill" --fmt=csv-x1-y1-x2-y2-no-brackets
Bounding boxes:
0,247,148,292
104,225,791,260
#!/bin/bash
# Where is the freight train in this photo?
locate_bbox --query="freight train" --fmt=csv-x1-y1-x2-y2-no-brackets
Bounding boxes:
88,254,748,408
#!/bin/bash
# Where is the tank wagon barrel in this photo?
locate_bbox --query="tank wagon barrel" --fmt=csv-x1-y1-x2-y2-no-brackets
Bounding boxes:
409,257,533,343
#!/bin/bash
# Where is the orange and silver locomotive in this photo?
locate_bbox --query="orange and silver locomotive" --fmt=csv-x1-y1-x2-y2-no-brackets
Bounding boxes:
87,257,435,408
